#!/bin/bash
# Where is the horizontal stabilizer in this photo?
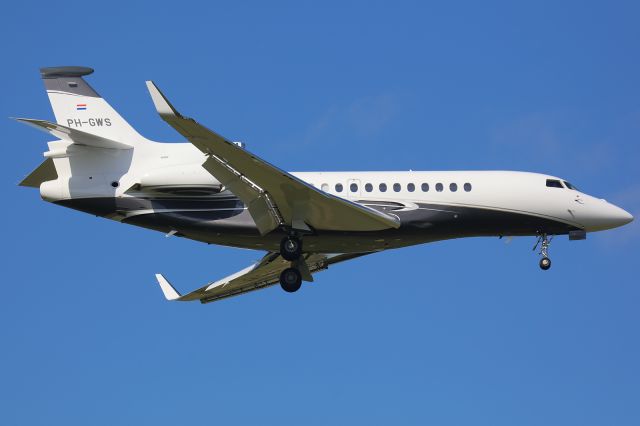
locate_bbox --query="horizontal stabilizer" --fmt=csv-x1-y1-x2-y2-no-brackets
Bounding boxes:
19,158,57,188
154,274,182,301
13,117,132,150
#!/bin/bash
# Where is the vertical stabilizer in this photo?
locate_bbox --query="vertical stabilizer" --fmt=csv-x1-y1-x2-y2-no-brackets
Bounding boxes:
41,66,148,146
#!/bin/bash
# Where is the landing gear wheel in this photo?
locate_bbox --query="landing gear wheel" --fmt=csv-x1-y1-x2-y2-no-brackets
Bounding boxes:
539,257,551,270
534,233,553,271
280,236,302,261
280,268,302,293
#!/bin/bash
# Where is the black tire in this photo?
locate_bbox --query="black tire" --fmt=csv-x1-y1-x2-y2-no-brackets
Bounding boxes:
539,257,551,270
280,268,302,293
280,236,302,261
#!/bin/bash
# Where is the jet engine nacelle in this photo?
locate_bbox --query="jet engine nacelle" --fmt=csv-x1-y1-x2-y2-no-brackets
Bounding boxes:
139,164,223,195
40,178,67,202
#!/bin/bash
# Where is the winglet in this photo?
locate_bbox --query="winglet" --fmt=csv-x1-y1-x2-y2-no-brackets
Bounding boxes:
155,273,182,301
145,81,181,118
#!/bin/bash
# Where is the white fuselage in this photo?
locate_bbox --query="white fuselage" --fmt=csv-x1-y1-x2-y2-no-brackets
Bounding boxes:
292,170,630,233
39,139,632,252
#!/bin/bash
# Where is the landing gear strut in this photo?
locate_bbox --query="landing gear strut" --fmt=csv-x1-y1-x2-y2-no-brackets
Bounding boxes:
534,233,553,270
280,236,302,261
280,267,302,292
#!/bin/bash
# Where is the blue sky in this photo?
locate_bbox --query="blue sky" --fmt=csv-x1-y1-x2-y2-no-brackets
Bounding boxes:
1,1,639,424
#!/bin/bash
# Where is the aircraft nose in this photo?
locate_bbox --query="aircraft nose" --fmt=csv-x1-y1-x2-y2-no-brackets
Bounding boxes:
579,200,634,232
605,203,634,228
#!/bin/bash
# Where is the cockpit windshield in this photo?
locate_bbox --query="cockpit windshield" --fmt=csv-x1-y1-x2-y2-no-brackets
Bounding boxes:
563,181,579,191
546,178,580,191
546,179,564,188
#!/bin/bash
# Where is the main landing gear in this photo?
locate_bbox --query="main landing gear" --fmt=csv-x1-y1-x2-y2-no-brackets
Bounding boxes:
280,236,302,261
280,267,302,293
279,235,303,292
533,233,553,270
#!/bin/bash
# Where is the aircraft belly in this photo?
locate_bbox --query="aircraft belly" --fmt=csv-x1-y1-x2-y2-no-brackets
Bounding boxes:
55,197,580,253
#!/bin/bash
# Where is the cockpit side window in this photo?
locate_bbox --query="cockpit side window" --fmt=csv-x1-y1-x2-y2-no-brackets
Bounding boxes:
563,181,579,190
546,179,564,188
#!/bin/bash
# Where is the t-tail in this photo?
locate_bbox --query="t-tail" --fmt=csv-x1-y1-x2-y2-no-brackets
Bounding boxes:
40,66,148,145
16,66,152,200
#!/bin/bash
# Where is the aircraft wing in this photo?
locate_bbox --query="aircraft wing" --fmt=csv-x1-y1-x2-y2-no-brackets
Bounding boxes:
145,81,401,235
155,252,370,304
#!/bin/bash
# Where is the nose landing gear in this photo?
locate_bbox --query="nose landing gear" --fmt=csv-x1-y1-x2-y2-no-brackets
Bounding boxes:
534,233,553,270
539,256,551,270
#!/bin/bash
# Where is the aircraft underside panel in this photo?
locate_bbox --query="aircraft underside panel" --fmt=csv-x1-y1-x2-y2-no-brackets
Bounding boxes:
55,195,580,253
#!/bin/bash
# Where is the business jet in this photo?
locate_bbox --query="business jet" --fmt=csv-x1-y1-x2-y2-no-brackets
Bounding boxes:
16,66,634,304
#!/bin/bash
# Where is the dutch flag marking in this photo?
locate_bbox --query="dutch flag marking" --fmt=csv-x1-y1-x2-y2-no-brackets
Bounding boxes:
76,104,87,111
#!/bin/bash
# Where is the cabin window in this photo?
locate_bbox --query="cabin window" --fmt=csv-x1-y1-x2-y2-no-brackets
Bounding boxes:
421,183,429,192
407,183,415,192
393,183,401,192
546,179,563,188
464,183,472,192
335,183,343,192
321,183,329,192
436,183,444,192
450,183,458,192
350,183,358,192
379,183,387,192
365,183,373,192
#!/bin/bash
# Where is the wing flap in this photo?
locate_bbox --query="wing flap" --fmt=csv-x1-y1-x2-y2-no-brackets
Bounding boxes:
202,155,281,235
